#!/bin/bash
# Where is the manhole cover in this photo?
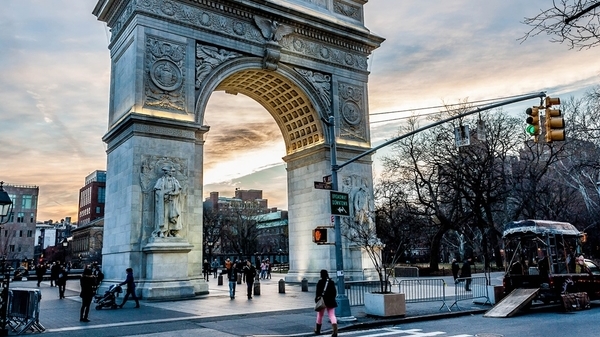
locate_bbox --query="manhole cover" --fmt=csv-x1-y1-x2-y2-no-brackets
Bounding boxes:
475,334,504,337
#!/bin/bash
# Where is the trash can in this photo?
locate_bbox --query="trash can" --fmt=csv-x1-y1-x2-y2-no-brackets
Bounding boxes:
494,285,505,303
218,274,223,286
301,278,308,292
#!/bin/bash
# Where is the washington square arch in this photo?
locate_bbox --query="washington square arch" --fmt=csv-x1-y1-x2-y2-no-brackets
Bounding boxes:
93,0,384,300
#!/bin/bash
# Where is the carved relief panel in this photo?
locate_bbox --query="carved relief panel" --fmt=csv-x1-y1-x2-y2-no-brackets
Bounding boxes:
338,82,367,142
144,36,187,114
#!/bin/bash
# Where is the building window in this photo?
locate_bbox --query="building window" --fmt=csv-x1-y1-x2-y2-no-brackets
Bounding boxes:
30,213,34,223
98,187,106,203
22,195,33,209
96,207,101,214
27,230,33,237
17,213,24,223
9,245,14,253
8,213,14,223
19,230,23,237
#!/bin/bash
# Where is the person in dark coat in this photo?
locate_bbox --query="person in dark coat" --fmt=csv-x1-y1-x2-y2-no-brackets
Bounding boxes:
461,258,472,291
79,267,97,322
241,260,257,299
227,262,238,299
451,258,460,283
118,267,140,308
35,263,47,287
203,259,210,281
56,264,68,299
314,269,338,336
50,262,60,287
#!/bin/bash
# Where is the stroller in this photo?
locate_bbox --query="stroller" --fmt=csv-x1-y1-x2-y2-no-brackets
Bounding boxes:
94,284,122,310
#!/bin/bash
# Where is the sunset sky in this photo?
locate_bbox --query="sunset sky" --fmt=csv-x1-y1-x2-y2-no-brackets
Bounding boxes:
1,1,599,222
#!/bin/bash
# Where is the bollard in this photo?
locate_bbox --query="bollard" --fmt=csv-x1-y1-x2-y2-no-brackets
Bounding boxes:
278,279,285,293
301,278,308,292
254,281,261,296
237,274,242,284
218,274,223,286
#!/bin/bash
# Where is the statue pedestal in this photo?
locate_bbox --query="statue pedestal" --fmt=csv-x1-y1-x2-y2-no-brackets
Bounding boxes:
139,237,200,300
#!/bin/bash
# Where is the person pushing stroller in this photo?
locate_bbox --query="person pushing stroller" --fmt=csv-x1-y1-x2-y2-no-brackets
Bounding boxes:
118,267,140,308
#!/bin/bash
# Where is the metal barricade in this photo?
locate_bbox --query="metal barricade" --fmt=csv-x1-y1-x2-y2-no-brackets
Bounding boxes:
397,278,450,311
450,276,491,310
344,280,384,306
7,288,45,334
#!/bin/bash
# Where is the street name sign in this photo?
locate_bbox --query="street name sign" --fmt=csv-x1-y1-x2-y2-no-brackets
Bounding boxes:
330,191,349,216
314,181,332,190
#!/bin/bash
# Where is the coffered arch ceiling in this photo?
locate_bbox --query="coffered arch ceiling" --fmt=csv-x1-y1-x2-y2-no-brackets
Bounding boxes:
214,68,326,156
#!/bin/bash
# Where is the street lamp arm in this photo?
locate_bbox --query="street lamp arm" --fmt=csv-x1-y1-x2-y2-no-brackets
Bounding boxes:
336,91,547,171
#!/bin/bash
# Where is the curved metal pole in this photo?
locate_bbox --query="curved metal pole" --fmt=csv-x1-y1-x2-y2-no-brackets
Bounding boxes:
337,92,547,170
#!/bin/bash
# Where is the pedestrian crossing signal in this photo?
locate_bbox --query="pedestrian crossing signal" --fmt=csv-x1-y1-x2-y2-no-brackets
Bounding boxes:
312,227,328,244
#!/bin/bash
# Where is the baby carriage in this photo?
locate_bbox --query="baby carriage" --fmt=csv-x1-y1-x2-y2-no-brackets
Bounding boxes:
94,284,122,310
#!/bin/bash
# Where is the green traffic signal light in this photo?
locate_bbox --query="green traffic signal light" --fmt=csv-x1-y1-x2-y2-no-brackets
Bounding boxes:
525,107,540,136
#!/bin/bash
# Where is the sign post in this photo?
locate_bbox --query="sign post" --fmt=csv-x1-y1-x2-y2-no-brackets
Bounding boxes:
327,115,353,319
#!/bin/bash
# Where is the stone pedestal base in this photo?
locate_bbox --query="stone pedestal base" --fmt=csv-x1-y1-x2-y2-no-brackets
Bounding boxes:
138,238,201,300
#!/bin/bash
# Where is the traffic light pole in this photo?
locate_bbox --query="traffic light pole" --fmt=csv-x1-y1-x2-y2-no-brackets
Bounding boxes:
324,91,546,320
337,91,547,170
327,115,353,319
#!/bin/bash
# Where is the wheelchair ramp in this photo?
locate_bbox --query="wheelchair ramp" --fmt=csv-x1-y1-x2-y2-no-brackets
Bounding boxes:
484,288,539,318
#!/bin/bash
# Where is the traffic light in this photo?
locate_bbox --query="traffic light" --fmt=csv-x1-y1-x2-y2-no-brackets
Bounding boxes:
525,107,540,137
544,97,565,143
312,227,328,244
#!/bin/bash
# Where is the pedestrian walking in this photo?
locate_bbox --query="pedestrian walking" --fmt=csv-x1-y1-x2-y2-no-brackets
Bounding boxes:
56,264,68,299
50,262,60,287
451,258,460,283
461,258,472,291
266,260,271,279
118,267,140,308
79,267,97,322
260,260,268,279
203,259,210,281
314,269,337,337
242,260,257,299
227,262,238,299
92,263,104,287
35,263,47,287
211,258,219,278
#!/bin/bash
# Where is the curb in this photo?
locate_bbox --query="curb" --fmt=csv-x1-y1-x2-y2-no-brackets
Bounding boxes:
340,309,489,332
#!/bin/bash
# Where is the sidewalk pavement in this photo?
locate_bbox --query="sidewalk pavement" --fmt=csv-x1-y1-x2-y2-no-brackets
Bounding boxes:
8,272,503,336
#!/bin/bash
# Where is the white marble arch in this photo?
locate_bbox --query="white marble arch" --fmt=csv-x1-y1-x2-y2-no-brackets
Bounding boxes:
93,0,384,299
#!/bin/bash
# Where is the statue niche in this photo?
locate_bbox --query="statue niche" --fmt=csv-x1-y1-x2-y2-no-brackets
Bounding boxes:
153,165,184,238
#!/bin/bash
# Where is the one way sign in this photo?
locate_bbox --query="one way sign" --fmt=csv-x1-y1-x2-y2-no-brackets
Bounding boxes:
330,191,349,217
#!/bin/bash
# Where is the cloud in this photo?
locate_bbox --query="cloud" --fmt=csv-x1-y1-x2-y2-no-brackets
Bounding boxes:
2,0,599,222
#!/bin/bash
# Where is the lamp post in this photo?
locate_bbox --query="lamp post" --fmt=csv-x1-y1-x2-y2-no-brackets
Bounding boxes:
0,256,8,336
207,241,214,264
0,182,13,225
62,240,69,264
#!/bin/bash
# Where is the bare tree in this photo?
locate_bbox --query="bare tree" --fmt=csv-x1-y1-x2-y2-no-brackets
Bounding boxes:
218,206,261,257
520,0,600,49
